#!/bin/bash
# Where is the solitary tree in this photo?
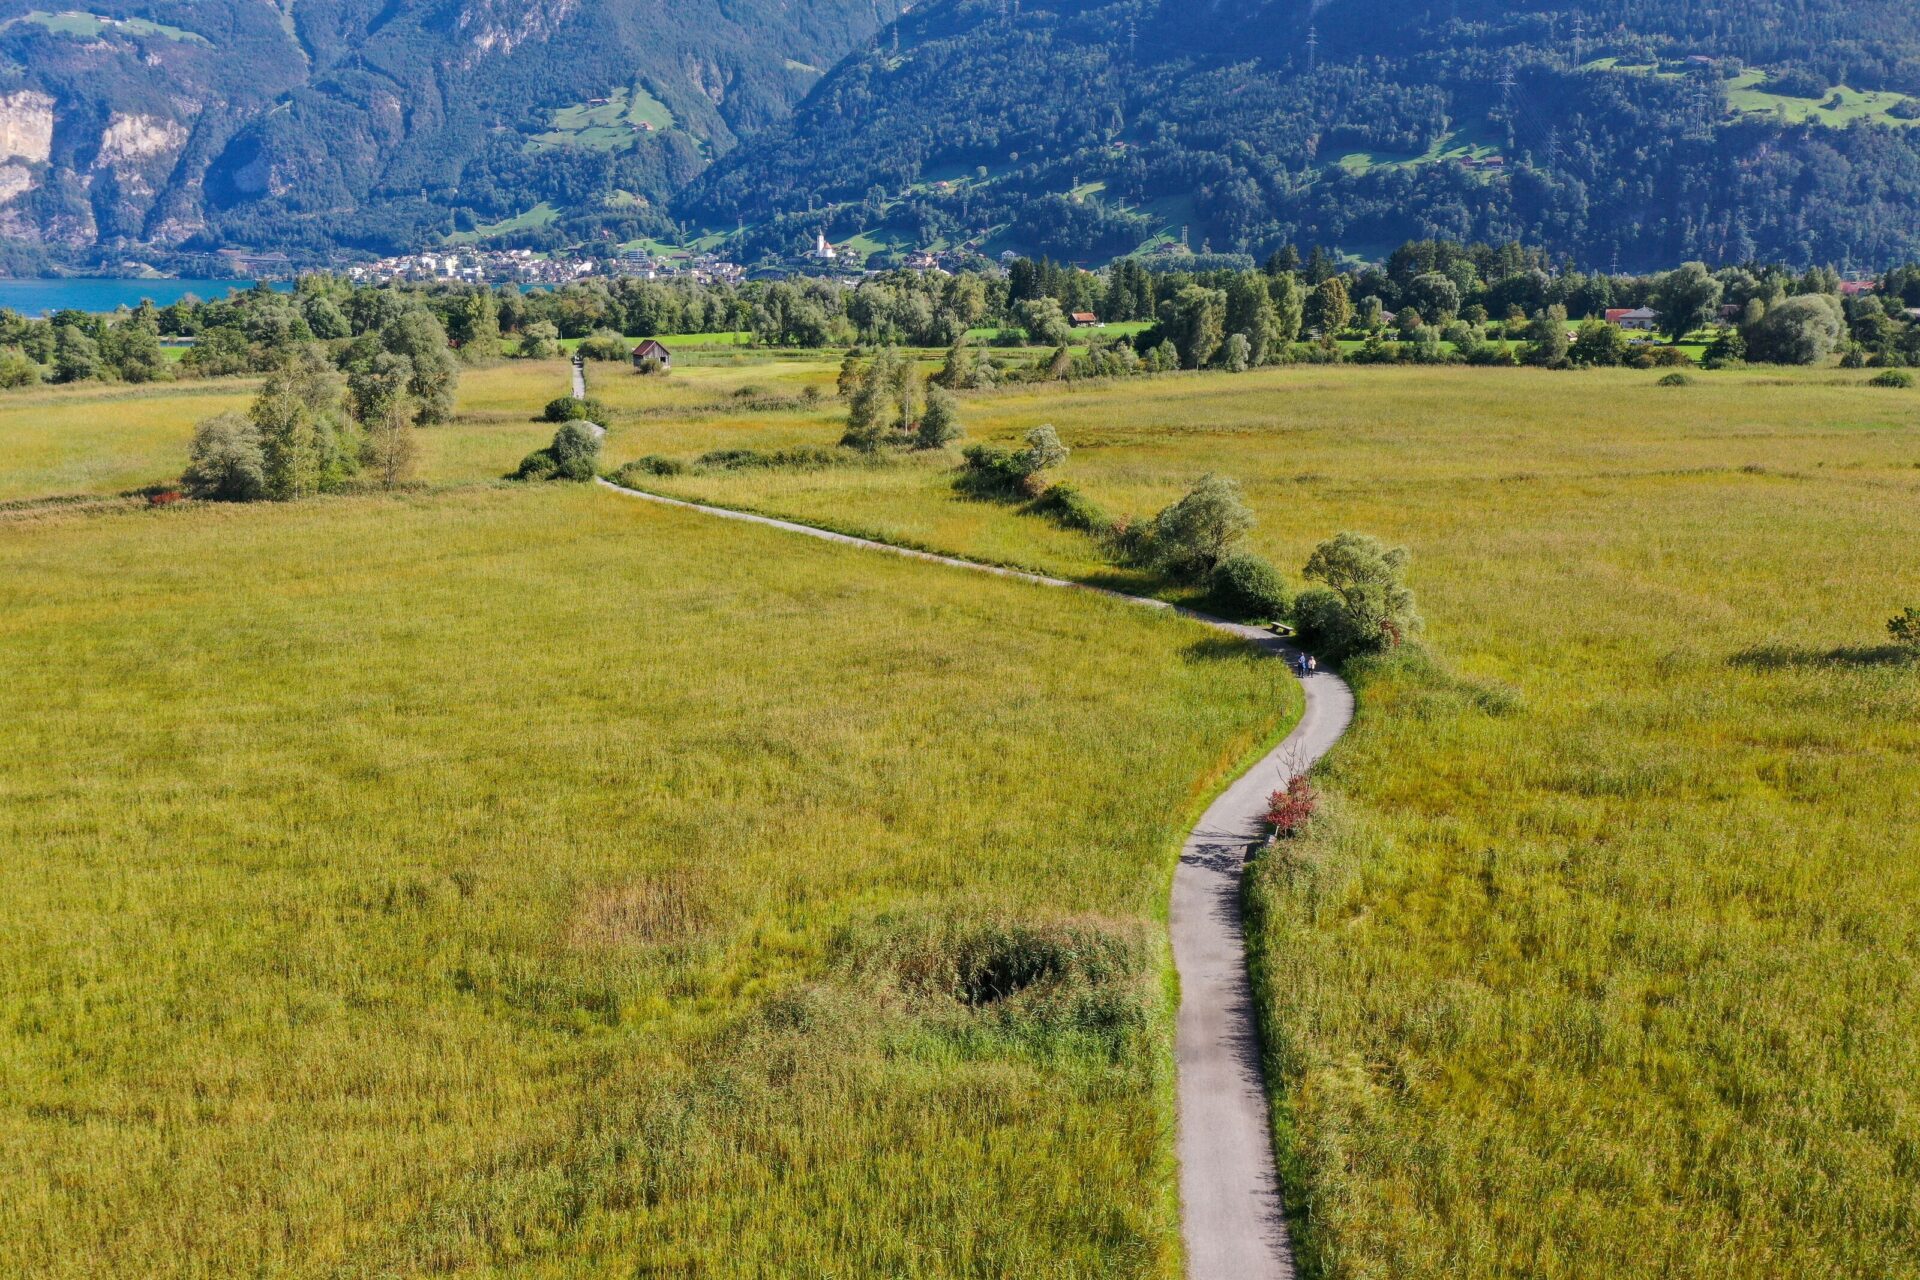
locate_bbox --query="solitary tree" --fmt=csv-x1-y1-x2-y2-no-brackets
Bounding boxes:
1150,474,1256,578
1160,285,1228,368
1298,531,1421,655
1743,294,1845,365
181,413,267,501
1018,424,1069,476
917,384,963,449
1650,262,1723,342
1304,277,1351,337
1523,306,1570,368
382,309,459,424
842,346,912,450
252,345,347,500
362,392,421,490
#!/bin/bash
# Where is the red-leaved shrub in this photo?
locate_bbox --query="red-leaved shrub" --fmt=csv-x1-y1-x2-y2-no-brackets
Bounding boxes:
148,490,183,506
1265,775,1318,838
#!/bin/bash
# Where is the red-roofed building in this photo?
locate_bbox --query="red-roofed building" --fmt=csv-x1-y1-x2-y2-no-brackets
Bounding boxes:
1606,307,1659,331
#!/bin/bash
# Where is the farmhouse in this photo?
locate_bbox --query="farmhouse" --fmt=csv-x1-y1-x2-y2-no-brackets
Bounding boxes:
1069,311,1099,327
630,339,672,370
1606,306,1660,331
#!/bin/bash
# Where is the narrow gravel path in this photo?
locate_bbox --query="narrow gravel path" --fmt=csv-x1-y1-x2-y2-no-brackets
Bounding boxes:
570,355,587,401
595,478,1355,1278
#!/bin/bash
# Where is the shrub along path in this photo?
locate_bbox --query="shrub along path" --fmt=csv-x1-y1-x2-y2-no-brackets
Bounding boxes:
596,477,1355,1279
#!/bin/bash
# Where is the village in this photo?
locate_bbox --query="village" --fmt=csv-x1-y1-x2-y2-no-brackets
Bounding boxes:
345,246,751,288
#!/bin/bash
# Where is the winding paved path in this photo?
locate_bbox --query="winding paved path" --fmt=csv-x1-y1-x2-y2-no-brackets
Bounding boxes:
594,478,1355,1279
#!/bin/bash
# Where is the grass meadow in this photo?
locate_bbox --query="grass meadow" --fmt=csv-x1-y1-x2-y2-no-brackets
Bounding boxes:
0,354,854,507
612,363,1920,1277
0,483,1294,1277
10,352,1920,1276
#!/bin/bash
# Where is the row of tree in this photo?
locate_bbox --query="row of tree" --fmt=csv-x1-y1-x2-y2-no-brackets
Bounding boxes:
13,239,1920,393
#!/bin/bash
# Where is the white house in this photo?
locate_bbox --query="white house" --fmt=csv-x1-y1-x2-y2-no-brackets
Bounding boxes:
1607,306,1660,331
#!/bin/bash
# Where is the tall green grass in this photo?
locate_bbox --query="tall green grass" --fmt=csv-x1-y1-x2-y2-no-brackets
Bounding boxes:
620,363,1920,1276
0,485,1293,1277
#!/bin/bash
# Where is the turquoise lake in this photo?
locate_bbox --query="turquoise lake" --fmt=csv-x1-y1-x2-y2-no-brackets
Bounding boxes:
0,278,289,317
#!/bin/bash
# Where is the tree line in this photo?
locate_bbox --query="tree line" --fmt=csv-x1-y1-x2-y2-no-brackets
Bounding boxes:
11,238,1920,397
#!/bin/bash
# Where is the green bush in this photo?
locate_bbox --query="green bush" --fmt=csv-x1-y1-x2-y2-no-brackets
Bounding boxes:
512,421,601,482
1149,474,1256,580
1890,606,1920,649
1658,372,1693,387
1210,552,1291,620
577,330,630,361
1870,369,1914,388
958,426,1070,496
1026,482,1111,533
1291,587,1365,657
696,446,857,471
542,395,609,423
181,412,267,502
615,455,687,480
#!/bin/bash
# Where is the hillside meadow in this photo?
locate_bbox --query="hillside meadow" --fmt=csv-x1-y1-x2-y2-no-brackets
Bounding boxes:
0,483,1296,1276
617,363,1920,1277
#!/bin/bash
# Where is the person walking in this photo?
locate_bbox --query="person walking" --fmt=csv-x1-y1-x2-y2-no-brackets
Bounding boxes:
1307,655,1318,675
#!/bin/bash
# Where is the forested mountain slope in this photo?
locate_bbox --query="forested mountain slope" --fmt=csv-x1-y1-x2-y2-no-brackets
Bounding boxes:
0,0,901,260
9,0,1920,267
686,0,1920,268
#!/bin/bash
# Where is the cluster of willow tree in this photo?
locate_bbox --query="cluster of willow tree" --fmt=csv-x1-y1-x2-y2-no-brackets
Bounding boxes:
175,308,459,503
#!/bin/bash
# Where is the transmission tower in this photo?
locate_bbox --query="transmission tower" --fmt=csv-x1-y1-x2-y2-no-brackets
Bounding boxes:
1306,25,1318,73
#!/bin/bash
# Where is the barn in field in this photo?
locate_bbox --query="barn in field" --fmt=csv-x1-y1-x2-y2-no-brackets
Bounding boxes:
631,339,672,371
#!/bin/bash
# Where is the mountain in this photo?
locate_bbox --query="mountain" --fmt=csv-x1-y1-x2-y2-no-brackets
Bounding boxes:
0,0,901,262
9,0,1920,270
684,0,1920,269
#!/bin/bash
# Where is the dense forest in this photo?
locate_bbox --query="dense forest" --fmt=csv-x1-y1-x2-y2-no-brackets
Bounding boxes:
686,0,1920,269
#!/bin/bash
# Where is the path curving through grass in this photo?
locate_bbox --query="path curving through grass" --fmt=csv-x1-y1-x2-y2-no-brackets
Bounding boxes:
595,477,1355,1279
